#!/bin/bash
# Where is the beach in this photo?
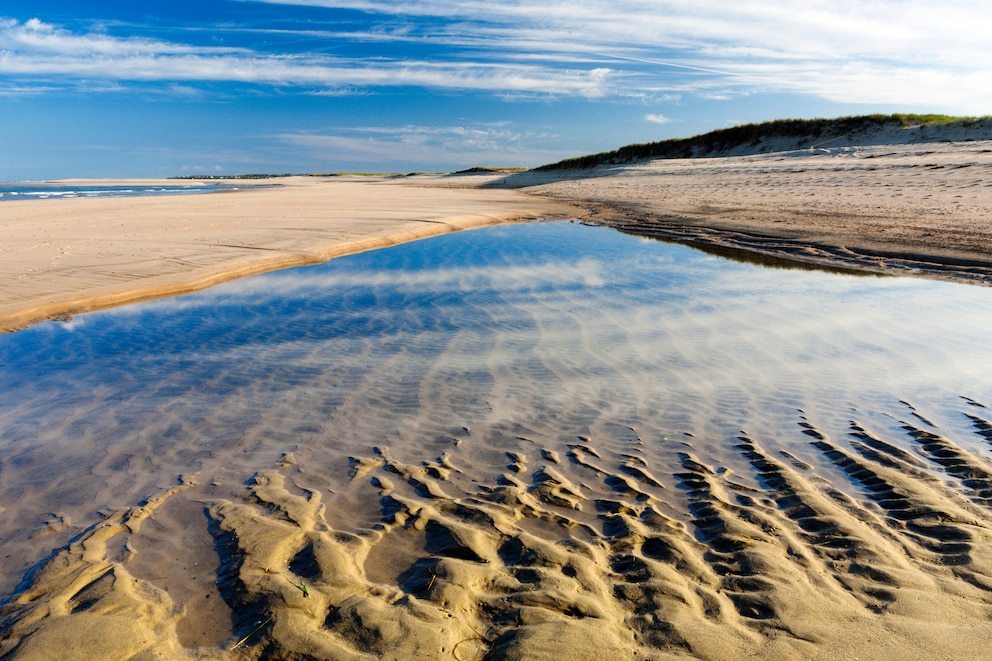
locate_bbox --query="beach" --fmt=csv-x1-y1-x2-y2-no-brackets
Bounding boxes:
3,144,992,660
515,139,992,286
4,142,992,337
0,176,583,334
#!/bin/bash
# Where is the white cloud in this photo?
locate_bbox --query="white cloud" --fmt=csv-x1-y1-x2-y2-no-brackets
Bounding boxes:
0,17,612,97
108,258,612,319
275,124,562,167
242,0,989,62
645,114,671,125
4,1,992,110
0,17,232,56
243,0,992,111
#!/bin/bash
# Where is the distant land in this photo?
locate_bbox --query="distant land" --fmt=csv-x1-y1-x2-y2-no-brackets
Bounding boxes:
171,167,527,181
169,172,388,180
534,114,992,171
167,115,992,181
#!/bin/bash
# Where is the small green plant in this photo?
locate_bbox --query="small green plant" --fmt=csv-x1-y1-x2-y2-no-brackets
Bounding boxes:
286,576,310,597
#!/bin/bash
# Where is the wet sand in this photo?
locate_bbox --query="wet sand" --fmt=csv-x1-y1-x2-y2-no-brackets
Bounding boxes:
3,146,992,659
5,378,992,660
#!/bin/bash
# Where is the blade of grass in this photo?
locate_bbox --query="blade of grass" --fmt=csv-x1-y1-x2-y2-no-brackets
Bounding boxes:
286,576,310,597
229,616,273,651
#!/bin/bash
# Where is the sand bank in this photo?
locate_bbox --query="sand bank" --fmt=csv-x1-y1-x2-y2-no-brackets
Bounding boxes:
0,176,582,333
516,140,992,285
6,141,992,336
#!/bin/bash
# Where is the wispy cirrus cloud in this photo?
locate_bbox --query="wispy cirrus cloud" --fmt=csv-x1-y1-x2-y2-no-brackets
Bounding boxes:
0,17,613,97
242,0,988,64
240,0,992,110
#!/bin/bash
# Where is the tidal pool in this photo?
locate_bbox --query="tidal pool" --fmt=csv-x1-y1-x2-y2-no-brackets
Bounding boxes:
1,220,991,600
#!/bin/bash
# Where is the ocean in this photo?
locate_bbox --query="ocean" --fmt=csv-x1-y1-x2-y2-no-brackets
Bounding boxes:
0,181,244,200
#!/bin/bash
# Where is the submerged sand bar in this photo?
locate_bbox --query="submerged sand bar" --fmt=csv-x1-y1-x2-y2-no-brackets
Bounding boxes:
0,176,583,333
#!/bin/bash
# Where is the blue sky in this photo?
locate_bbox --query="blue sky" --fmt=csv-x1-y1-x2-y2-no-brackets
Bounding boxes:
2,1,990,179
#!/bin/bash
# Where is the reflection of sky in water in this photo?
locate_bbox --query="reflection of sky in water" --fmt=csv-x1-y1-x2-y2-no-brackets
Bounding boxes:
1,221,992,533
11,222,987,390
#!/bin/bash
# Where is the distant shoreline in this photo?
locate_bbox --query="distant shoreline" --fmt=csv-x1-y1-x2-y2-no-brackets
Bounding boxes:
0,180,249,202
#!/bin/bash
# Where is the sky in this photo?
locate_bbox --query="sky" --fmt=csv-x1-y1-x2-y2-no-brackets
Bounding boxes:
2,1,991,179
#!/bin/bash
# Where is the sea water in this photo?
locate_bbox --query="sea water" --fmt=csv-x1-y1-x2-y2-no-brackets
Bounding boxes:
0,182,244,200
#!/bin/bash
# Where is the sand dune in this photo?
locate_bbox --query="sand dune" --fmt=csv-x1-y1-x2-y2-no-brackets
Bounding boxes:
518,140,992,286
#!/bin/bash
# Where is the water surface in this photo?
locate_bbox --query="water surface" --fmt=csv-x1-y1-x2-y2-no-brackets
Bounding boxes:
1,220,991,595
0,182,244,200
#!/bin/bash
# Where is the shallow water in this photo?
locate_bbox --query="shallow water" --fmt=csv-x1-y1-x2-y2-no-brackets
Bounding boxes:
1,220,991,597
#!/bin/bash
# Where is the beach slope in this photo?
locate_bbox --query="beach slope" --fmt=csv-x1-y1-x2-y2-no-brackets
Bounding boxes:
515,118,992,285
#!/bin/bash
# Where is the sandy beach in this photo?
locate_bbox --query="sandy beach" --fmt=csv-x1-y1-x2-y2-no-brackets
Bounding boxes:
516,139,992,286
0,176,583,334
4,141,992,336
3,143,992,660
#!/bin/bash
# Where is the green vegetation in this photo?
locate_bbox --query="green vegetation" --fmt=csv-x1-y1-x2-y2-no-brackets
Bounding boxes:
229,616,273,651
886,113,979,126
535,114,992,171
285,576,310,597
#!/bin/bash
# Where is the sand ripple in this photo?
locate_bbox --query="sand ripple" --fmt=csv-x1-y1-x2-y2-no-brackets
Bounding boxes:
5,401,992,659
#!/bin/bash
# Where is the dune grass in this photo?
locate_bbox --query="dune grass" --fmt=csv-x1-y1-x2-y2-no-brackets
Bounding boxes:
534,114,992,171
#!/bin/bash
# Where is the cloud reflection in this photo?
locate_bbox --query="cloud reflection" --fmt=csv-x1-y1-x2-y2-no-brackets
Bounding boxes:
101,256,610,316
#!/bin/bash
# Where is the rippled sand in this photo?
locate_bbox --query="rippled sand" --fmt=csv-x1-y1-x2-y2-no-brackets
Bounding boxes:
2,221,992,659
